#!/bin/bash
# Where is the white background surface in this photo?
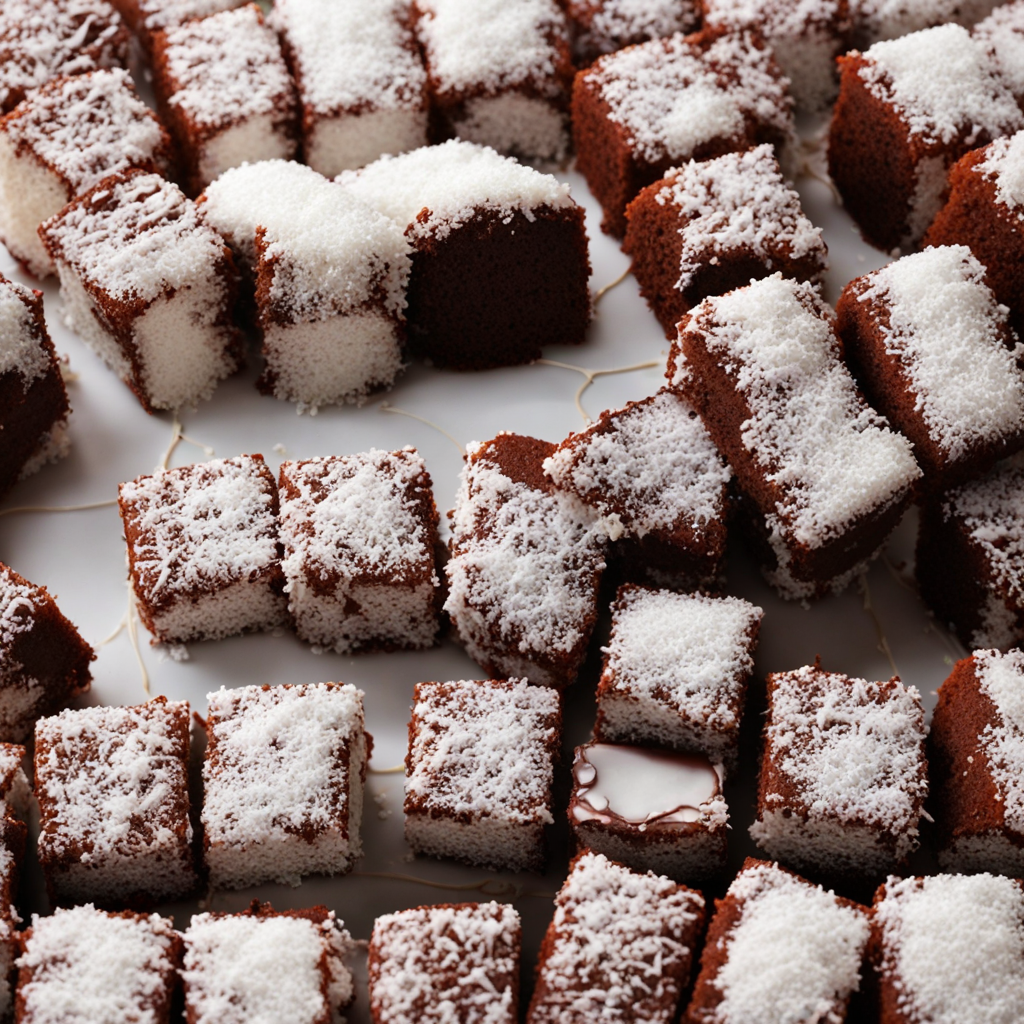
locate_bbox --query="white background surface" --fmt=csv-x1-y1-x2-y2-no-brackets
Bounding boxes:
0,132,961,1015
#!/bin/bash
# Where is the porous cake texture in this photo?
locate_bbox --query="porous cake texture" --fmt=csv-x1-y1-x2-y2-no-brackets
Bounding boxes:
150,4,298,195
0,273,70,499
15,905,182,1024
563,0,701,66
0,0,129,114
0,67,172,278
543,390,732,589
623,145,827,337
404,678,560,872
595,585,762,771
202,682,369,889
270,0,428,177
109,0,247,49
829,23,1023,251
527,851,706,1024
869,873,1024,1023
198,159,411,410
749,665,929,878
34,697,197,907
572,26,795,236
339,139,590,371
118,455,286,645
444,433,607,687
278,449,441,654
41,169,243,413
0,561,93,744
686,858,871,1024
368,901,521,1024
182,902,354,1024
669,274,920,600
414,0,574,163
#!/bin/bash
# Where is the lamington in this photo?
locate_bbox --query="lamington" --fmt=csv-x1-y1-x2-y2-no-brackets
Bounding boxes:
564,0,701,66
527,851,706,1024
569,741,729,882
270,0,428,177
852,0,1002,48
669,274,921,600
975,1,1024,110
117,455,286,645
368,902,521,1024
198,160,411,410
701,0,852,111
34,697,197,907
413,0,574,163
594,586,763,771
917,456,1024,650
0,274,70,499
0,68,173,278
749,664,929,879
108,0,246,51
0,818,24,1020
338,139,590,371
543,390,732,589
444,433,607,687
0,561,93,744
829,24,1023,253
182,902,354,1024
404,678,560,872
924,132,1024,330
837,245,1024,488
0,0,129,115
15,906,182,1024
150,4,299,196
930,649,1024,875
686,858,871,1024
40,169,243,413
0,745,28,824
202,682,370,889
869,872,1024,1023
623,145,827,338
572,26,795,236
278,449,442,654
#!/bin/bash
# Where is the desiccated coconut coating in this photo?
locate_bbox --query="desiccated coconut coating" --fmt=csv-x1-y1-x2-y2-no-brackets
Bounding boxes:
564,0,701,66
975,1,1024,108
109,0,246,49
852,0,1001,47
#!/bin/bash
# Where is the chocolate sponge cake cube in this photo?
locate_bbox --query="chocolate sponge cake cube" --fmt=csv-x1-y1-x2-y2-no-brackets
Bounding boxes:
0,274,70,499
34,697,197,908
368,901,521,1024
572,26,795,237
975,1,1024,110
527,851,705,1024
150,5,299,197
404,678,560,872
0,561,93,744
202,683,370,890
444,433,607,687
278,449,442,654
749,665,928,880
339,139,590,371
930,650,1024,875
686,858,870,1024
669,274,920,600
182,902,355,1024
108,0,246,51
564,0,700,67
623,146,827,339
0,68,172,278
828,24,1022,253
41,169,243,413
852,0,1001,48
118,454,287,645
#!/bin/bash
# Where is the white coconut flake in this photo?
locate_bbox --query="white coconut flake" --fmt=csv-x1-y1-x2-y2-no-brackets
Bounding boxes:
572,0,699,57
978,131,1024,215
139,0,244,32
976,2,1024,104
0,278,49,382
974,648,1024,834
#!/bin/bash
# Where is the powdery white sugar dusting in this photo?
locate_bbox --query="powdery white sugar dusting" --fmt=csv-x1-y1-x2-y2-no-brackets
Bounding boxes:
876,873,1024,1024
536,851,703,1019
859,24,1022,145
979,131,1024,214
17,906,178,1024
690,275,920,547
658,146,825,293
765,666,927,833
415,0,565,95
339,138,573,241
0,278,49,382
604,589,761,728
856,245,1024,461
44,172,228,303
975,649,1024,834
713,862,869,1024
976,3,1024,103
